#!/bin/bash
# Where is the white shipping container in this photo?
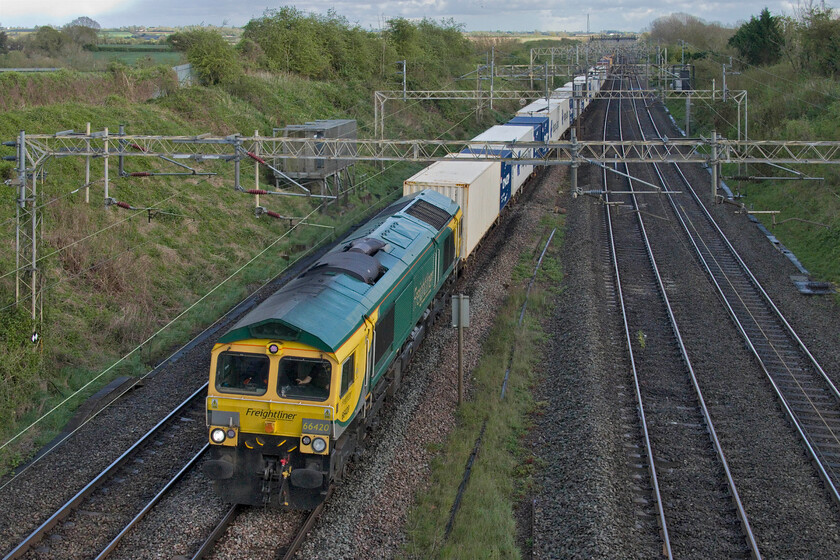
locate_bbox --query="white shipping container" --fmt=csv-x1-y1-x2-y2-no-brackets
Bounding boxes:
470,125,533,196
551,90,573,137
403,160,501,259
518,98,566,141
555,86,579,122
573,76,588,110
587,70,599,95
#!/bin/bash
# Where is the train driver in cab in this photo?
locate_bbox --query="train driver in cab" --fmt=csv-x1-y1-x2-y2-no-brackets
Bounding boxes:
295,361,331,392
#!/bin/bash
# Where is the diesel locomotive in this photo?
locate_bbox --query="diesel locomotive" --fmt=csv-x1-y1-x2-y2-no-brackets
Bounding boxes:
204,189,461,509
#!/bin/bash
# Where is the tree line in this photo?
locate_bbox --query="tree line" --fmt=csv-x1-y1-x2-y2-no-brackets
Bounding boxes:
0,17,101,58
647,3,840,77
167,7,473,87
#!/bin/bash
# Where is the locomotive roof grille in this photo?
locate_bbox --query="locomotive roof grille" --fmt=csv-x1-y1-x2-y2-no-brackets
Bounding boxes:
405,199,451,230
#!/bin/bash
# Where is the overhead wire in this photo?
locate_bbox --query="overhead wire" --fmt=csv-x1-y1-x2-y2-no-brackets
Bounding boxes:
676,42,840,224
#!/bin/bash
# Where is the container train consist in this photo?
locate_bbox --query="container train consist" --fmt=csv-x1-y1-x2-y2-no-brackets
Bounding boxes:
204,57,613,509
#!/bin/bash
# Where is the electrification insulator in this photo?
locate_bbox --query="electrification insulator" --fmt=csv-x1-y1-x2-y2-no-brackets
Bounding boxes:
246,189,268,195
115,201,132,210
266,210,283,219
130,143,148,152
246,151,267,165
130,172,152,177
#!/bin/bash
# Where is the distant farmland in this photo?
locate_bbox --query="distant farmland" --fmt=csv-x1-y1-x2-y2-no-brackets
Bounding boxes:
88,44,185,67
90,51,185,66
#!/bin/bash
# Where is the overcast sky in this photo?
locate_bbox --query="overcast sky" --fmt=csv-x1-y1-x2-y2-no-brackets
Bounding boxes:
0,1,806,33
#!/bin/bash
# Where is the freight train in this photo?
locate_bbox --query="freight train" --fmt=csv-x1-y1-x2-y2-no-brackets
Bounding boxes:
204,57,613,509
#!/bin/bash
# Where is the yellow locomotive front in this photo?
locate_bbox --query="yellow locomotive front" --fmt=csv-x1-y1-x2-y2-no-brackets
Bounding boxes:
204,339,340,509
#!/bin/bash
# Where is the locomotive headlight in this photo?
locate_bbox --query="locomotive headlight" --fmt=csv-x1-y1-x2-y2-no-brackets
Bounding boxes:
312,437,327,453
210,428,226,444
301,435,312,445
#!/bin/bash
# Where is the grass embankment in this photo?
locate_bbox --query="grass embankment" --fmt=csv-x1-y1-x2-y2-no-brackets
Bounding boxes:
666,60,840,289
0,66,517,473
404,212,564,558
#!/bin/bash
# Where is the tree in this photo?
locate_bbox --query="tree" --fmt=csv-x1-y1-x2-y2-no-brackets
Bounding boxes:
63,25,99,47
647,12,734,52
242,7,331,78
0,31,8,55
68,16,100,30
799,5,840,76
30,26,67,55
728,8,784,66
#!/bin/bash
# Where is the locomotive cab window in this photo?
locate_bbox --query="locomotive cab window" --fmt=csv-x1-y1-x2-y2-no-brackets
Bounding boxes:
443,232,455,268
278,357,332,402
215,352,270,396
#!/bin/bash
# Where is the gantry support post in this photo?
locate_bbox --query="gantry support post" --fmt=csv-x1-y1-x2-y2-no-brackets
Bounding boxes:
85,122,91,204
685,94,691,136
104,127,109,205
15,130,41,322
710,130,719,201
570,128,579,194
529,49,534,90
118,124,125,178
234,136,241,190
254,130,261,208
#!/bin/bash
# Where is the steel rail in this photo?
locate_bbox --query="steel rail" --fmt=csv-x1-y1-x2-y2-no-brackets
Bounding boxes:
278,488,332,560
1,383,208,560
625,76,762,558
601,79,673,559
639,87,840,507
95,444,210,559
190,504,242,560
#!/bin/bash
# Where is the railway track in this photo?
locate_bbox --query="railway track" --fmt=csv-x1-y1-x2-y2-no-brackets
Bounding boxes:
187,489,327,560
2,387,208,560
602,72,760,558
627,73,840,508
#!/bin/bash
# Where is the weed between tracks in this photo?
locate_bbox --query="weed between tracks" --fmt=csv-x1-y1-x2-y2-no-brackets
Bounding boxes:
403,212,564,559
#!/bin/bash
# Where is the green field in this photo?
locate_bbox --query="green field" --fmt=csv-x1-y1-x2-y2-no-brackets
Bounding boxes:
89,50,185,67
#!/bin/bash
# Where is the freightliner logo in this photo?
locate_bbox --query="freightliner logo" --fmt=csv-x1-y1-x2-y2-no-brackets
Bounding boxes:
245,408,297,421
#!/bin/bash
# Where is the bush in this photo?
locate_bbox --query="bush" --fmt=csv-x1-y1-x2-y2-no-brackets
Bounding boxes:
168,29,241,85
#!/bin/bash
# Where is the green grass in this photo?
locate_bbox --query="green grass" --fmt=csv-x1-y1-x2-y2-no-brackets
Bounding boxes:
403,212,565,558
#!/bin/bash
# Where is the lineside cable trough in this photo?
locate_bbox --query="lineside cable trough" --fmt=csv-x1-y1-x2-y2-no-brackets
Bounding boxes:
443,229,556,546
